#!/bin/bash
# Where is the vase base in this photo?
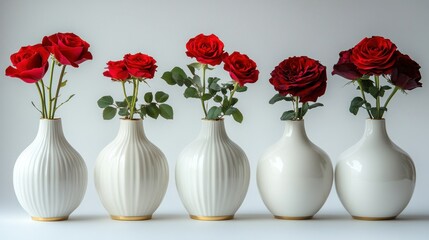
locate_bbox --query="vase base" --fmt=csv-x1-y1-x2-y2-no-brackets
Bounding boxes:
111,215,152,221
190,215,234,221
31,216,69,222
274,215,313,220
352,215,396,221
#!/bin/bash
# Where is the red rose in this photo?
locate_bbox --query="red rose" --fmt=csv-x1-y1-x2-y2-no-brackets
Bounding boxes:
391,53,422,90
103,60,130,81
123,53,157,79
42,32,92,67
5,44,50,83
186,34,227,66
269,56,327,102
332,49,362,80
223,51,259,86
350,36,397,75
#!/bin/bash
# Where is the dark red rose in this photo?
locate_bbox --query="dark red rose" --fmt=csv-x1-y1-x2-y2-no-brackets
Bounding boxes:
391,53,422,90
332,49,362,80
5,44,50,83
223,51,259,86
269,56,327,102
123,53,157,79
350,36,397,75
186,34,227,66
42,32,92,67
103,60,130,81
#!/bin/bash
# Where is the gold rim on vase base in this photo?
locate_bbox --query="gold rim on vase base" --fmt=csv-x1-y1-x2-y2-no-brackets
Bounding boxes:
31,216,69,221
111,215,152,221
352,216,396,221
274,215,313,220
190,215,234,221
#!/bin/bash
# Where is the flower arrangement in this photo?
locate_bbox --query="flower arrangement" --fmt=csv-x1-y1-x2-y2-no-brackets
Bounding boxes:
161,33,259,123
332,36,422,119
269,56,327,120
98,52,173,120
5,32,93,119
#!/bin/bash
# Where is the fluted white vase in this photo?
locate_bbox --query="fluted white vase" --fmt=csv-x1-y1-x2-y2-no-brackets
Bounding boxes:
257,120,333,220
336,119,416,220
94,119,169,221
13,119,87,221
176,119,250,221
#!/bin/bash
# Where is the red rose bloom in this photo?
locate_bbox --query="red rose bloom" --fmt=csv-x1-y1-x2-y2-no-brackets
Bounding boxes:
332,49,362,80
123,53,157,79
42,32,92,67
269,56,327,102
103,60,130,81
223,51,259,86
391,53,422,90
186,34,227,66
5,44,50,83
350,36,397,75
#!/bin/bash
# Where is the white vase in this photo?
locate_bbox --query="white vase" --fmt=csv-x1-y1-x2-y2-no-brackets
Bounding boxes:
13,119,87,221
94,119,169,221
257,120,333,220
335,119,416,220
175,119,250,221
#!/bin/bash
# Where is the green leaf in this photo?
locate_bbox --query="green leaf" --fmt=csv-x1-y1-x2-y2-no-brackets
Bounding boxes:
269,94,293,104
201,93,212,101
60,80,68,88
155,91,169,103
161,71,176,85
225,107,238,115
172,67,187,86
144,92,153,103
159,104,173,119
301,102,309,116
97,96,114,108
358,79,374,93
140,105,147,118
349,96,365,115
280,110,296,121
118,107,128,116
103,106,117,120
230,97,238,106
146,103,160,119
209,82,221,91
309,103,324,109
207,106,222,120
208,77,220,85
381,85,392,91
116,101,128,108
232,109,243,123
184,78,193,87
213,95,223,103
126,96,134,103
191,75,201,87
236,85,247,92
184,87,199,98
369,86,379,98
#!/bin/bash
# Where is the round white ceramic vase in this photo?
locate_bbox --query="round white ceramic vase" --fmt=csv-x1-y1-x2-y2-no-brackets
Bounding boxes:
13,119,88,221
176,119,250,221
257,120,333,219
335,119,416,220
94,119,169,221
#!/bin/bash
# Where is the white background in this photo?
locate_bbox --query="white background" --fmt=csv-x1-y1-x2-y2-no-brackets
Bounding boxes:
1,0,428,239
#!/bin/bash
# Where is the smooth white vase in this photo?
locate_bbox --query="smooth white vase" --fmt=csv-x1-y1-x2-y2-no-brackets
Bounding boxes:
176,119,250,221
336,119,416,220
94,119,169,221
13,119,87,221
257,120,333,220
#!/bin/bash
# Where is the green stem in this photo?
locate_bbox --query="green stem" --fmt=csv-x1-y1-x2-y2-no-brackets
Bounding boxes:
48,59,55,118
35,81,46,118
357,79,373,119
121,81,131,119
129,79,139,119
39,79,48,118
375,75,381,118
294,96,299,120
381,86,399,118
201,65,208,118
51,65,67,119
228,82,239,105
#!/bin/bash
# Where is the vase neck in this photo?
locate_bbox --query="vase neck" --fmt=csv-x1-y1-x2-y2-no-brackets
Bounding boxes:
362,119,389,140
198,120,228,140
281,120,309,142
36,119,65,140
117,119,146,140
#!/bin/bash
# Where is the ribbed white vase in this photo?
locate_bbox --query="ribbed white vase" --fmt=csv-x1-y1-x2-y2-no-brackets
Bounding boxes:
94,119,169,221
13,119,88,221
257,120,333,220
336,119,416,220
176,119,250,221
